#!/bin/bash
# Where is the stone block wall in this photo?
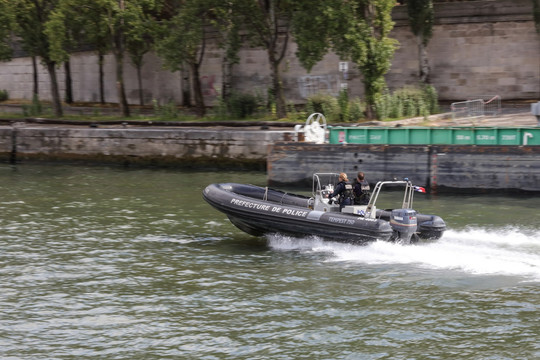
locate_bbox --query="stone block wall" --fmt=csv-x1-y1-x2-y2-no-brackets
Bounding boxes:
0,125,296,169
0,0,537,107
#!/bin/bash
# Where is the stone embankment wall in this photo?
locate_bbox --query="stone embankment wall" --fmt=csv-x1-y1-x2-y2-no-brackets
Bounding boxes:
0,0,537,106
0,125,296,169
1,124,539,193
267,143,540,193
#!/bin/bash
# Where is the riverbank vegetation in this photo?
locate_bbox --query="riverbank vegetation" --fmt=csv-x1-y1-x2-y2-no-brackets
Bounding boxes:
0,0,440,121
0,84,439,124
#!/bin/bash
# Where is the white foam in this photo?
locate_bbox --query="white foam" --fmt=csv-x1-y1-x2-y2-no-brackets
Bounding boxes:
267,228,540,281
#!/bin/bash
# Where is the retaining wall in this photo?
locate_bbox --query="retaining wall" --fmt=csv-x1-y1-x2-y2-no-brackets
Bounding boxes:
0,125,296,169
2,125,539,193
267,143,540,193
0,0,537,106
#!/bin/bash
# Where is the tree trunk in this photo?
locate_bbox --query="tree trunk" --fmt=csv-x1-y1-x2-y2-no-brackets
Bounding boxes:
64,60,73,104
190,62,205,117
417,35,430,84
46,61,63,117
137,64,143,106
269,55,286,119
181,70,191,108
115,52,130,117
32,56,38,96
221,54,233,101
98,52,105,104
364,79,376,120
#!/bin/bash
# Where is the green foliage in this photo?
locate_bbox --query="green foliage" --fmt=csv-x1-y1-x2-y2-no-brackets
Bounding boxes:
230,0,295,119
407,0,434,46
0,89,8,102
534,0,540,33
152,99,179,120
226,92,262,119
374,85,439,120
306,92,365,123
0,0,13,61
155,0,205,73
22,94,43,117
293,0,398,119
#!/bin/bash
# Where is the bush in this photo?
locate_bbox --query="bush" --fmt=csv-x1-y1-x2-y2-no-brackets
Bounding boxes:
152,99,179,119
306,93,340,122
0,89,8,102
374,85,439,120
306,92,365,123
226,92,261,119
22,93,43,117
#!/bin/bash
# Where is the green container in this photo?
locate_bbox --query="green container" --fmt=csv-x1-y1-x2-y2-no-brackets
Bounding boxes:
474,128,498,145
497,128,521,145
409,128,430,144
452,129,475,145
347,128,368,144
522,128,540,145
431,128,453,144
327,126,540,146
387,128,408,144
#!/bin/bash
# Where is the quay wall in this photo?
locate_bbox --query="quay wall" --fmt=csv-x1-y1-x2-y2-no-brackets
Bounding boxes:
1,125,539,193
267,143,540,193
0,125,296,169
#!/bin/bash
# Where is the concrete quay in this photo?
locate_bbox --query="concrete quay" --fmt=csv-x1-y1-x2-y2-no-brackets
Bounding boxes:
1,104,539,193
0,122,297,169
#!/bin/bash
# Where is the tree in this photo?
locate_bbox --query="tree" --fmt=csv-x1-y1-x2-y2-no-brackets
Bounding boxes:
11,0,63,117
125,5,159,106
407,0,434,83
156,0,216,117
209,1,241,102
96,0,160,116
231,0,293,119
45,5,83,104
47,0,111,105
0,0,13,62
533,0,540,33
293,0,398,119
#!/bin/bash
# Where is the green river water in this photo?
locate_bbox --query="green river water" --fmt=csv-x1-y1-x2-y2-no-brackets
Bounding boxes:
0,164,539,359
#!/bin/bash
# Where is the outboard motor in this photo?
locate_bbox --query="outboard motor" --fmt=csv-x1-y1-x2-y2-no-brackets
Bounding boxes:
390,209,418,243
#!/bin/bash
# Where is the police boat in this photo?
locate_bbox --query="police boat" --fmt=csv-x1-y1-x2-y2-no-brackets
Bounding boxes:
202,173,446,244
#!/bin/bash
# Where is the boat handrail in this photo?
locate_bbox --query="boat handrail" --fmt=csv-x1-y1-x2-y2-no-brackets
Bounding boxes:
366,180,415,217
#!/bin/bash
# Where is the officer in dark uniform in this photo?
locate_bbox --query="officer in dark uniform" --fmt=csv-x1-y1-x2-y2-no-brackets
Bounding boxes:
329,172,353,209
353,171,371,205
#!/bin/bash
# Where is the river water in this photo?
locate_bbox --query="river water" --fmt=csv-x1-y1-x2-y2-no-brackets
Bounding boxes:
1,164,539,359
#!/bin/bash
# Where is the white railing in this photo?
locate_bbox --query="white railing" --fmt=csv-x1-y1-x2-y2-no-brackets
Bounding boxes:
451,95,502,123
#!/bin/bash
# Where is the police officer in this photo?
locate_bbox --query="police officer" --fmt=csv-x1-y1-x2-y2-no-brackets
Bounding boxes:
329,172,353,208
353,171,371,205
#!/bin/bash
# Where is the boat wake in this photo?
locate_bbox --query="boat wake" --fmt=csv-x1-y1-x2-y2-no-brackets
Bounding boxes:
267,227,540,282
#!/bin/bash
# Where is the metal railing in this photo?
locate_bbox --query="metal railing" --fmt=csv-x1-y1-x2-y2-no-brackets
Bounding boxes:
451,95,501,123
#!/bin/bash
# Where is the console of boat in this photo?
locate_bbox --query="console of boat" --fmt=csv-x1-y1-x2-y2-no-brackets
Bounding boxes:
203,173,446,244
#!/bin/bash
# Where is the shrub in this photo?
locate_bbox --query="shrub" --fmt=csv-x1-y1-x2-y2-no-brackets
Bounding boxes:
306,92,367,123
226,92,261,119
348,98,365,122
22,93,43,117
0,89,8,102
153,99,179,119
374,85,439,120
306,93,339,122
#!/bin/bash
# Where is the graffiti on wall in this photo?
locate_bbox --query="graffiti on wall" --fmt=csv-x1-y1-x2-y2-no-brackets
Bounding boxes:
297,74,341,99
201,75,218,98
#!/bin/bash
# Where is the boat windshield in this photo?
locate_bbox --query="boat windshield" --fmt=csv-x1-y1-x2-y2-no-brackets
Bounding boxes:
312,173,341,198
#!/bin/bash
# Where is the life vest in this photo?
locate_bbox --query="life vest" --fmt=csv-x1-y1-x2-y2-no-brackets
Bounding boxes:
354,179,371,205
339,181,354,204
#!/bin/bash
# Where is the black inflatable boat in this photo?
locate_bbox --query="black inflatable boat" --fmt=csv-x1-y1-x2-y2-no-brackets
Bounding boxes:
203,173,446,244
